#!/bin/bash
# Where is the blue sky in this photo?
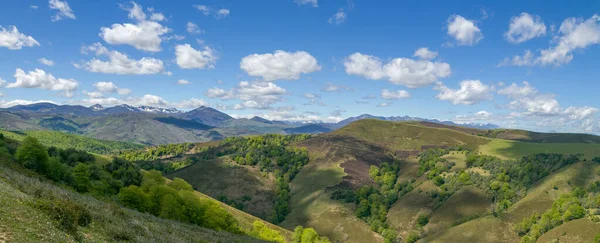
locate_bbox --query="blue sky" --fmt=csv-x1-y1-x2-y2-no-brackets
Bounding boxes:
1,0,600,133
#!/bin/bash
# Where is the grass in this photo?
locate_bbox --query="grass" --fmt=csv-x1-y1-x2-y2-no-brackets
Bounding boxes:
0,130,144,154
167,157,276,221
479,139,600,160
281,135,384,243
0,156,265,243
419,215,519,243
425,186,489,232
442,151,467,171
536,218,600,243
387,182,435,237
333,119,490,151
493,129,600,143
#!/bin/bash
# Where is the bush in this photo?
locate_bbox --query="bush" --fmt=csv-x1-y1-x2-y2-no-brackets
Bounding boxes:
16,137,50,174
417,214,429,226
405,231,420,243
37,197,92,236
250,221,286,243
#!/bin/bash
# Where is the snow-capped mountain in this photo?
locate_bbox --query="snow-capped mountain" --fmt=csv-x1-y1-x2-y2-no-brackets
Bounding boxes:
138,106,182,114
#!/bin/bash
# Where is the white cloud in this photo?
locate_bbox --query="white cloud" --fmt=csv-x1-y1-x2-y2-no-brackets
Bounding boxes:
187,22,203,34
303,93,320,99
99,2,169,52
413,47,438,60
538,14,600,66
501,15,600,67
435,80,492,105
564,106,598,120
78,43,164,75
453,110,494,123
193,5,230,19
216,9,230,19
381,89,410,100
240,50,321,81
177,79,191,85
126,94,169,107
377,102,391,107
176,98,209,109
7,68,78,97
49,0,76,21
322,82,353,92
507,94,561,116
447,15,483,46
0,78,6,88
0,26,39,50
0,99,57,108
83,91,104,98
505,13,546,44
328,9,346,24
30,5,39,9
175,44,218,69
206,81,287,110
497,81,537,99
344,52,451,88
38,58,55,66
149,13,166,22
93,81,131,95
294,0,318,7
499,50,535,66
193,5,210,15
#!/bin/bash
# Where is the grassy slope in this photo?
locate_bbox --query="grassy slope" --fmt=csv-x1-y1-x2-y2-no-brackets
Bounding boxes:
421,162,600,242
494,129,600,143
479,139,600,160
0,155,264,243
0,130,144,154
425,186,490,232
168,157,276,221
333,119,490,151
281,135,384,243
536,218,600,243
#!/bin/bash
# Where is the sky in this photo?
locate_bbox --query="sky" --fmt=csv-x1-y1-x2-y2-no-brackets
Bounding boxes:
1,0,600,134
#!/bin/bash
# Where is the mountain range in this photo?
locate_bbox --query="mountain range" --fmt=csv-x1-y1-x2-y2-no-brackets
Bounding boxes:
0,102,499,145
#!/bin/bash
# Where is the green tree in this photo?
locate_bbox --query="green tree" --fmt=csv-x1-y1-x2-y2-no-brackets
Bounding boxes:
118,185,151,212
250,220,286,243
168,177,193,191
417,214,429,226
16,136,50,174
47,156,68,182
72,163,91,193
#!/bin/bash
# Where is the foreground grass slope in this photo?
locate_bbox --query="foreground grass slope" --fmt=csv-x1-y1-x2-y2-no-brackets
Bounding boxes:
0,156,264,243
479,139,600,160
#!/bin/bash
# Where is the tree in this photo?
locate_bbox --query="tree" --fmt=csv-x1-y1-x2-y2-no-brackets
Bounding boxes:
168,177,193,191
47,156,68,182
118,185,151,212
16,137,49,174
72,163,91,193
417,214,429,226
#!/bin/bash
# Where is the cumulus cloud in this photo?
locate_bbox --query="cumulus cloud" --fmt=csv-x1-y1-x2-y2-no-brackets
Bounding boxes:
77,43,164,75
499,50,535,66
175,44,218,69
216,9,230,19
500,14,600,67
193,5,210,15
186,22,203,34
93,81,131,95
240,50,320,81
49,0,76,21
303,93,320,99
176,98,209,109
453,110,494,123
38,58,55,66
99,2,169,52
564,106,598,120
83,91,104,98
294,0,318,7
7,68,78,97
125,94,169,107
447,15,483,46
177,79,191,85
0,26,39,50
497,81,537,99
377,102,391,107
505,13,546,44
435,80,492,105
206,81,287,110
413,47,438,60
328,9,346,24
381,89,410,100
344,52,451,88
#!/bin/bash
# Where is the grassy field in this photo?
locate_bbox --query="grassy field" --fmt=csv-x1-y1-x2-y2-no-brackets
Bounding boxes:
281,135,384,243
493,129,600,143
479,139,600,160
387,182,435,238
168,157,276,221
419,216,519,243
333,119,490,151
536,218,600,243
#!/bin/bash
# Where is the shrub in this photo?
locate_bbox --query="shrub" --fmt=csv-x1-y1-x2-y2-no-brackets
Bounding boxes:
37,197,92,236
405,231,420,243
417,214,429,226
